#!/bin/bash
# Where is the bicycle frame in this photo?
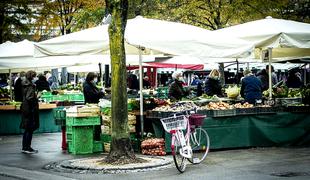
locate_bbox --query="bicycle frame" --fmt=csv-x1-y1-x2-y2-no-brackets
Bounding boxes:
170,116,193,159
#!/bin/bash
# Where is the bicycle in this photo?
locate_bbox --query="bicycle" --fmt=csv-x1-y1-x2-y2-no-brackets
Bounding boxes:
160,113,210,173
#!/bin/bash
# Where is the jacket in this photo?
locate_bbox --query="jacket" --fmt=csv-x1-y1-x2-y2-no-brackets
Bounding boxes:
240,75,262,104
20,79,39,131
204,77,223,96
35,79,51,92
83,81,104,104
168,80,188,101
14,77,23,102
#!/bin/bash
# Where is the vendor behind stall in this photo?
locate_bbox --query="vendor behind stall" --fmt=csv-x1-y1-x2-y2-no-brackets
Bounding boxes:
35,74,51,92
240,69,262,104
83,72,104,141
168,72,189,101
83,72,104,103
205,69,223,97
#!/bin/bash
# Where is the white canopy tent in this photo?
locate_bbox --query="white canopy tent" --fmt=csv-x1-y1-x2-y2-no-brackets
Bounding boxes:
34,16,254,60
32,16,255,137
214,17,310,98
214,16,310,61
0,40,94,73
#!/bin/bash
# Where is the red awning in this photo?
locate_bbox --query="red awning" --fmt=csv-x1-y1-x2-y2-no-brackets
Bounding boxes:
145,62,204,70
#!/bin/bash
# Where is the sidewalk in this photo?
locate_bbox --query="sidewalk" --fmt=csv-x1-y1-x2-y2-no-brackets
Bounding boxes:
1,133,310,180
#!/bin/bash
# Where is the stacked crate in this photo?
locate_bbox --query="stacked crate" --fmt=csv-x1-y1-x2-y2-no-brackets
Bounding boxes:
66,105,102,154
100,112,138,152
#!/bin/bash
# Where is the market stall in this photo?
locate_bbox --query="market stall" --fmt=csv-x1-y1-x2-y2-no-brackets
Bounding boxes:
0,103,60,135
147,98,310,152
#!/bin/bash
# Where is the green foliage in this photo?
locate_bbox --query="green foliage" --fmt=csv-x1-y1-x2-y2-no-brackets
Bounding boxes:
0,0,32,43
33,0,105,40
128,0,310,30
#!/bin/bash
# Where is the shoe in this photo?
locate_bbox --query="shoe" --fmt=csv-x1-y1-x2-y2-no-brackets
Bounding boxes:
22,148,38,154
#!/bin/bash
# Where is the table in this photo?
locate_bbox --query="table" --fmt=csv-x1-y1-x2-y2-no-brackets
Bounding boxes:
0,104,60,135
151,112,310,152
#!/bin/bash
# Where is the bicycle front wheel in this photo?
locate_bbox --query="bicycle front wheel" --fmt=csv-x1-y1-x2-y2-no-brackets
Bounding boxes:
172,134,186,173
188,127,210,164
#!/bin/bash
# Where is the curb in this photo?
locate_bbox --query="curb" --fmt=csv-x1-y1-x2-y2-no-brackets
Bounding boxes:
44,155,173,174
0,165,76,180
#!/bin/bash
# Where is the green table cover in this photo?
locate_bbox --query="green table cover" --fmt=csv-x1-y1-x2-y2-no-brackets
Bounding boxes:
151,112,310,152
0,109,61,135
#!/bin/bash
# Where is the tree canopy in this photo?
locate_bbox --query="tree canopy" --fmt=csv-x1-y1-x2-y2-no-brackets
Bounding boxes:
0,0,32,43
1,0,309,42
33,0,105,41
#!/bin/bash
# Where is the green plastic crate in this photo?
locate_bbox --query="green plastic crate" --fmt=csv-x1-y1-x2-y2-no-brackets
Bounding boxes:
66,133,72,141
93,141,103,152
101,134,112,143
52,94,69,101
53,107,66,126
68,94,85,102
66,116,101,126
131,138,141,153
41,95,53,103
42,91,52,96
67,126,94,154
66,126,72,134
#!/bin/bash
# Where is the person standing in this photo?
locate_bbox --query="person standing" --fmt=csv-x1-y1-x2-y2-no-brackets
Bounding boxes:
257,69,269,91
266,65,278,85
14,71,26,102
20,70,39,154
204,69,223,96
83,72,105,141
168,72,189,101
191,75,203,97
143,76,151,89
83,72,104,104
35,74,51,92
286,70,302,88
240,69,262,104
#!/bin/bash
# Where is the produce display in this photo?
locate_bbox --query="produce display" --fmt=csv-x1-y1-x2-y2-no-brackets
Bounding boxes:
301,84,310,105
199,102,233,110
233,102,254,108
152,101,198,112
101,110,136,135
141,138,166,156
225,85,240,99
0,87,10,102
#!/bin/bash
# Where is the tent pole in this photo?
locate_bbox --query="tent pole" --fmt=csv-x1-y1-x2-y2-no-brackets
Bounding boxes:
139,47,144,138
304,65,307,85
236,59,239,84
9,69,13,101
268,48,273,99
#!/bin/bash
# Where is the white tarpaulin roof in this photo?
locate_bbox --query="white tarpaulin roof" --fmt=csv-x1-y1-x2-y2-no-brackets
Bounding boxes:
34,16,254,59
214,17,310,61
0,39,155,73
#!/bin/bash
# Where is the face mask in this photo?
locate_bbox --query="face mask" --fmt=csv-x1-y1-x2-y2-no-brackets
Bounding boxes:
93,78,98,83
177,77,184,82
21,77,26,81
32,77,38,83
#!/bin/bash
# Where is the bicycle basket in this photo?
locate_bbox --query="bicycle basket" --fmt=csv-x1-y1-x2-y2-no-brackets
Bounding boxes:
160,115,188,133
189,114,206,126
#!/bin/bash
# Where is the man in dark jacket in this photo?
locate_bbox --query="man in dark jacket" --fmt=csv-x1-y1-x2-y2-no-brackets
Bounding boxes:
14,71,26,102
20,70,39,154
241,69,262,104
83,72,104,104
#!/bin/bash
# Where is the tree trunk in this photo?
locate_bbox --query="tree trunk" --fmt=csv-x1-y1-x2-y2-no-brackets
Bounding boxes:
104,0,136,164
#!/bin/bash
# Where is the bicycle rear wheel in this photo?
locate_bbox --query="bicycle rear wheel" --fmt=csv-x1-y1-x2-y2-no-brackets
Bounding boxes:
172,134,186,173
188,127,210,164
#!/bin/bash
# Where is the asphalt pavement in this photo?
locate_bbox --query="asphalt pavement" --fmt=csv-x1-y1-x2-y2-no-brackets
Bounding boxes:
0,133,310,180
